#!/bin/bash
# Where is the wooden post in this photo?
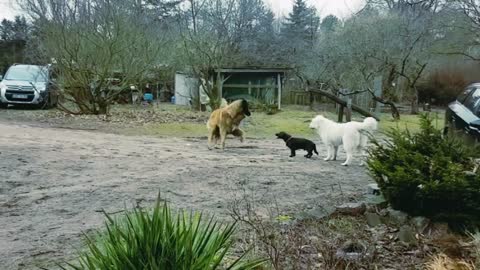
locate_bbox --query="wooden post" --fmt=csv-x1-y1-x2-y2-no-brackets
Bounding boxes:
338,105,344,122
217,72,223,100
338,88,345,122
277,73,282,110
309,91,314,109
345,97,352,122
307,88,380,121
257,79,260,98
374,76,383,114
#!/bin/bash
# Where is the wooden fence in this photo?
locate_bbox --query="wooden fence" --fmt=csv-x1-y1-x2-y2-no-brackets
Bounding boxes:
287,89,373,111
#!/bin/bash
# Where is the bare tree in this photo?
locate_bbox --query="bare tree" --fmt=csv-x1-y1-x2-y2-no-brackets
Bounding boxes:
366,0,447,12
441,0,480,60
21,0,169,114
178,0,277,109
309,3,439,115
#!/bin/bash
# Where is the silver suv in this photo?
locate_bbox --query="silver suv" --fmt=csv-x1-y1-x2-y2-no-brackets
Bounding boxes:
0,64,58,109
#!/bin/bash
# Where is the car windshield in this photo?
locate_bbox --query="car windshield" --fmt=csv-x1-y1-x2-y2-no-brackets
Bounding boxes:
458,87,474,103
463,88,480,115
4,65,48,82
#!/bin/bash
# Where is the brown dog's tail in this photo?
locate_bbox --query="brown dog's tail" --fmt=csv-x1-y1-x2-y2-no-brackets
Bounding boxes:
314,144,319,155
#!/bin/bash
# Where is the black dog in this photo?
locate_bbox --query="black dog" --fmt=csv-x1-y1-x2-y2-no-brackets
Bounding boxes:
275,131,319,158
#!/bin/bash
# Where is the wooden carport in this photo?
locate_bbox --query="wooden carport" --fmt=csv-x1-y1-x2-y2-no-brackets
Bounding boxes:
214,67,291,110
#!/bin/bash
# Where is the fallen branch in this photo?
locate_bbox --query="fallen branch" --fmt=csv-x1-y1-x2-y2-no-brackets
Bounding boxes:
307,88,380,121
338,89,369,96
366,88,400,120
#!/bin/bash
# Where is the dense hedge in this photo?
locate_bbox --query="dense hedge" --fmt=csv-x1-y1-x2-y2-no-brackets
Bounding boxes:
417,69,468,106
367,115,480,228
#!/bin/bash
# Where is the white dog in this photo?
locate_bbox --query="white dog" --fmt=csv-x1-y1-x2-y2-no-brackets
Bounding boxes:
309,115,378,166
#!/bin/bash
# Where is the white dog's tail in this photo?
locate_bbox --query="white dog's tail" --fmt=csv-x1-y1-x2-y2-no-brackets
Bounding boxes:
219,98,228,108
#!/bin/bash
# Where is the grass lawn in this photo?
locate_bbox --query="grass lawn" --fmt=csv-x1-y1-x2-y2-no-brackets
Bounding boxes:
127,104,445,139
378,111,445,133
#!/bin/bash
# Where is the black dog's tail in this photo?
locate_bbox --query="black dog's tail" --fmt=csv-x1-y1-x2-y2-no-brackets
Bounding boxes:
314,144,319,155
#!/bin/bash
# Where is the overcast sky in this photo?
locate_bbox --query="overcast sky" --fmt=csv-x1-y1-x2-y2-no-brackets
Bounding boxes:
0,0,366,21
265,0,365,18
0,0,19,21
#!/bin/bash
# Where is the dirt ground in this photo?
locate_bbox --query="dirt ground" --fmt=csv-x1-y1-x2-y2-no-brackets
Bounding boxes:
0,120,373,269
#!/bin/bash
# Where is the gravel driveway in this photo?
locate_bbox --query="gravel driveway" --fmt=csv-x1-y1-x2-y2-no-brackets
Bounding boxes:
0,122,373,269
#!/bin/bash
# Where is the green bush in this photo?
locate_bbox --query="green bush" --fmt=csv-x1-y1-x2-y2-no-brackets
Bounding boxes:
59,195,265,270
249,99,279,115
367,114,480,228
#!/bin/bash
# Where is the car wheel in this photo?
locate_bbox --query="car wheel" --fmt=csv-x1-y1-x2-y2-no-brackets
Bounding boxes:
444,121,456,138
0,102,8,109
40,93,55,110
36,98,49,109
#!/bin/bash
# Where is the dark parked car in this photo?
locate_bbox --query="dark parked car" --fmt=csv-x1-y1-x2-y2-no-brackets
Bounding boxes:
444,83,480,144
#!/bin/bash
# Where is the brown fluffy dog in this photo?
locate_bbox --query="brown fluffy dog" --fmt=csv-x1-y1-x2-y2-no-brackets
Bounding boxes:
207,99,251,149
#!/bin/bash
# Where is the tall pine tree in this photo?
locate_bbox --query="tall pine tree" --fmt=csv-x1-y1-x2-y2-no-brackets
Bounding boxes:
282,0,319,45
0,16,29,73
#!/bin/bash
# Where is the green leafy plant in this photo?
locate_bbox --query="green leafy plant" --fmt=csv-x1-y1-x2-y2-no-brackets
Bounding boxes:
367,114,480,228
59,195,266,270
249,99,279,115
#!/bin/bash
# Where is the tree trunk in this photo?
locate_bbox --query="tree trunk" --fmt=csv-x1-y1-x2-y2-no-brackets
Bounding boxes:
97,100,109,115
383,66,397,100
410,88,419,115
410,100,419,114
